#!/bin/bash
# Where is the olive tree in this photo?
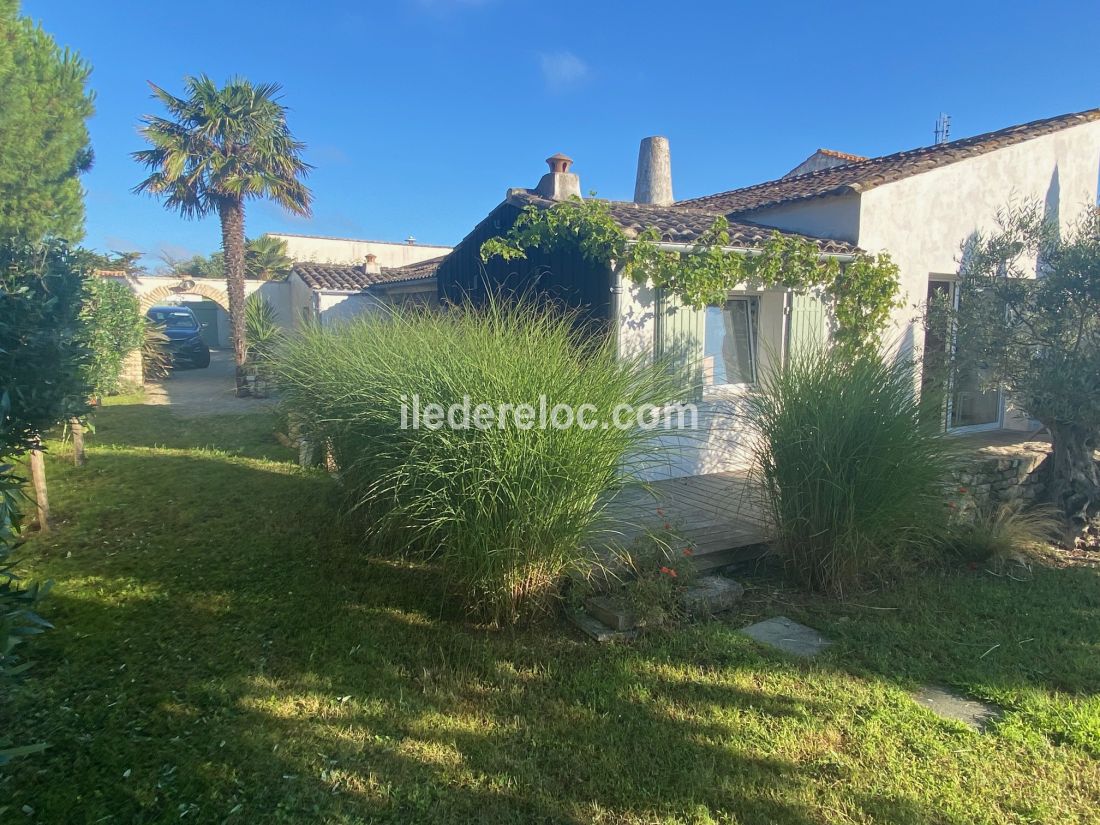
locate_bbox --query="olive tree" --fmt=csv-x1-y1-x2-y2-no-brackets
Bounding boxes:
955,203,1100,543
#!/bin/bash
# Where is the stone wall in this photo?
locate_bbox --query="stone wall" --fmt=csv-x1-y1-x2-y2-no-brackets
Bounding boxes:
954,435,1051,510
119,348,144,387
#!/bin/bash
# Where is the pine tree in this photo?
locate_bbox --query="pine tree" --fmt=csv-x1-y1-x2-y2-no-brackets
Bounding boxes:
0,1,95,242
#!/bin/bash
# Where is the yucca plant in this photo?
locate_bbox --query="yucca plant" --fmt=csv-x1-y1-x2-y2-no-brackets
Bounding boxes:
746,346,957,596
275,301,680,624
244,295,283,365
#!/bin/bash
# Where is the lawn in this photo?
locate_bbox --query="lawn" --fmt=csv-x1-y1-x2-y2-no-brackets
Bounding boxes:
2,398,1098,824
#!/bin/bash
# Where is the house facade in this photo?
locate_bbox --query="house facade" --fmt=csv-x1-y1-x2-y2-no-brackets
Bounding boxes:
287,254,444,328
434,108,1100,480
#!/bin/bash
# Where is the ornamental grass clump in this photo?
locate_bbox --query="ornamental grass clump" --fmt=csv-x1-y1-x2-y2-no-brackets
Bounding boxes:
275,302,680,625
746,347,957,597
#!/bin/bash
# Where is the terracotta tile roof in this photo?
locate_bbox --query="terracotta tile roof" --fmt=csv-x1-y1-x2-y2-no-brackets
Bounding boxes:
679,108,1100,214
816,148,868,162
292,255,447,291
507,191,857,255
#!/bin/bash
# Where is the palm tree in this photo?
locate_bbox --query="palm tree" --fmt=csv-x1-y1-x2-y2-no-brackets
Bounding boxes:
246,235,294,281
133,76,312,394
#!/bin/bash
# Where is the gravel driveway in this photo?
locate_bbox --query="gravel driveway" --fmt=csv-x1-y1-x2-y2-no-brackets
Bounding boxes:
144,350,277,416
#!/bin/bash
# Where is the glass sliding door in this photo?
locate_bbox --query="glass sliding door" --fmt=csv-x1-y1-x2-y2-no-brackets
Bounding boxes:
924,279,1003,431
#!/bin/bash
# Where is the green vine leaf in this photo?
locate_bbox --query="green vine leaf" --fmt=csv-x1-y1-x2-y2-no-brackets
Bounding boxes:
481,199,900,354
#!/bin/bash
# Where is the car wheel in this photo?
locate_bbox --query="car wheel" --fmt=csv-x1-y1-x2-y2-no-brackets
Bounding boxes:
195,350,211,369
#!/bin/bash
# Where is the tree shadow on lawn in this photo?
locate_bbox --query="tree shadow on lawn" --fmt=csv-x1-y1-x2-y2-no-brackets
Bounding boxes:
8,450,981,824
9,588,965,825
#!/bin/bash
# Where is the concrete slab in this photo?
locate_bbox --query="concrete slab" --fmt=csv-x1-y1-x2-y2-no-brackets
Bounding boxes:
740,616,831,658
584,596,643,631
568,610,638,643
914,685,1000,731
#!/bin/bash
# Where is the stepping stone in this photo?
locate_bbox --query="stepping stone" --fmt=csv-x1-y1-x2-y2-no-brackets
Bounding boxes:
584,596,642,631
914,685,1000,731
740,616,831,658
568,610,638,643
680,575,745,617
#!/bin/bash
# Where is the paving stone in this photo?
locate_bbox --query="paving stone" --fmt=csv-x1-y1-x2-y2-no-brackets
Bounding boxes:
680,575,745,616
584,596,642,631
914,685,1000,731
568,610,638,643
740,616,831,658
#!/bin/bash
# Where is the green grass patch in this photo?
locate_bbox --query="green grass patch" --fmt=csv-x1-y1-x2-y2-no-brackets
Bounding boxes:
1,403,1098,823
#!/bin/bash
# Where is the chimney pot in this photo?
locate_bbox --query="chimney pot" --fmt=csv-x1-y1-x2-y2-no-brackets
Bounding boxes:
546,152,573,174
535,151,582,201
362,253,381,275
634,136,674,206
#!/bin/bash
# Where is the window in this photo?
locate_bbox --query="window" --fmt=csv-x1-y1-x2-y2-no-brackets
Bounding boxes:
702,297,758,386
146,308,199,330
922,279,1003,431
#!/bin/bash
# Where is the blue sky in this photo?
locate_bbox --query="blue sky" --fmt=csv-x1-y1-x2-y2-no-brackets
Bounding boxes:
25,0,1100,268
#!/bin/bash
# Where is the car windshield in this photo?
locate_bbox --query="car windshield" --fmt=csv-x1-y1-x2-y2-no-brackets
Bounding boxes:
147,309,198,330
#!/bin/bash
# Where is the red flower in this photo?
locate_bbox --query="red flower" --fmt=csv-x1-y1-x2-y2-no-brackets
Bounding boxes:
659,566,678,578
663,522,671,530
682,547,694,557
656,508,665,517
958,487,969,494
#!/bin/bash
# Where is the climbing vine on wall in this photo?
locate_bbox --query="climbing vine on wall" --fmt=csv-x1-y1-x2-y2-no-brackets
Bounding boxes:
481,197,901,355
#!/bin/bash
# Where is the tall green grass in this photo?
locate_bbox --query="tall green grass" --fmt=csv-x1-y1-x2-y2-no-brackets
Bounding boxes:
746,347,957,596
275,302,680,625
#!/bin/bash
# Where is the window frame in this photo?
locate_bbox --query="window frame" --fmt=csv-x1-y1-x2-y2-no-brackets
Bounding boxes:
702,294,760,390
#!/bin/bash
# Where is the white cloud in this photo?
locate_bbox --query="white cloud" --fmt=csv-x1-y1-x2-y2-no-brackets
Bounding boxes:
538,51,590,93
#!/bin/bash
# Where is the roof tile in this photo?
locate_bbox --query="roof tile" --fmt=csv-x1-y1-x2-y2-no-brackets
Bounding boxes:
507,191,857,254
680,108,1100,214
292,256,447,291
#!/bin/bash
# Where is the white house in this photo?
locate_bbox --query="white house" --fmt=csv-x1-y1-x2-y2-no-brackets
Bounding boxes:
287,254,444,328
432,108,1100,480
270,233,451,327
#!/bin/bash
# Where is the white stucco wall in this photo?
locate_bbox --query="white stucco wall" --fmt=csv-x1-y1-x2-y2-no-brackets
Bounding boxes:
316,291,386,326
269,233,451,268
738,192,862,245
287,272,317,329
857,120,1100,357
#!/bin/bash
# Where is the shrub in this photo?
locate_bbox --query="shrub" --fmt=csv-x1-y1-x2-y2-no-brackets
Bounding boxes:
746,347,956,596
275,302,680,625
945,500,1060,564
80,277,144,397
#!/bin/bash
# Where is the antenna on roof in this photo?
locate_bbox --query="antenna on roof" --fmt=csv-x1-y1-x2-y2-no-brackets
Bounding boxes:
934,113,951,145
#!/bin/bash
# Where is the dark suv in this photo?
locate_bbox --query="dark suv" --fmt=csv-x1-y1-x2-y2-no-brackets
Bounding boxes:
146,305,211,369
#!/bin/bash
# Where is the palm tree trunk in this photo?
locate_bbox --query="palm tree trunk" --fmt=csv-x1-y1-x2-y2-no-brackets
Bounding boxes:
219,197,249,396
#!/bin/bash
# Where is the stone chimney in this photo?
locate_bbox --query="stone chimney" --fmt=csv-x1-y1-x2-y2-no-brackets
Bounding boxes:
362,253,380,275
535,153,581,200
633,136,673,206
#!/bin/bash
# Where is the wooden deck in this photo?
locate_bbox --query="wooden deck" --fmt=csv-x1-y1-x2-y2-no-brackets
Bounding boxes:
601,471,771,572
